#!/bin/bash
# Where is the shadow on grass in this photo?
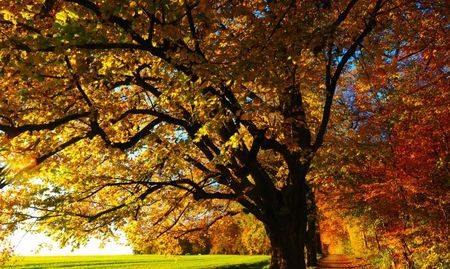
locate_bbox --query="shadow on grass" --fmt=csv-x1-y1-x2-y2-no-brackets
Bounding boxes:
215,261,269,269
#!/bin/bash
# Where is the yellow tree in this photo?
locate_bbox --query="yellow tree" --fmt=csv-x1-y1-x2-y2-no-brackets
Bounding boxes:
0,1,444,268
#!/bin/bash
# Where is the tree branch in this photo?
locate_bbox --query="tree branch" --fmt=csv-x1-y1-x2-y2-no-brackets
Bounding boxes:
64,55,93,107
39,0,57,17
36,131,94,164
0,111,90,138
184,1,204,58
174,210,240,239
313,0,383,152
10,41,148,54
92,117,162,150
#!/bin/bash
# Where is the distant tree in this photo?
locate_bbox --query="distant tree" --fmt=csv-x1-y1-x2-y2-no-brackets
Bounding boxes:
311,12,449,266
350,28,449,268
0,1,446,268
128,210,269,255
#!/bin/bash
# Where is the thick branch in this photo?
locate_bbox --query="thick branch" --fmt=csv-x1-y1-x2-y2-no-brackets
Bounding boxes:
11,40,146,53
0,111,90,138
184,1,204,58
92,117,162,150
111,108,188,127
331,0,360,30
65,0,171,59
203,86,289,157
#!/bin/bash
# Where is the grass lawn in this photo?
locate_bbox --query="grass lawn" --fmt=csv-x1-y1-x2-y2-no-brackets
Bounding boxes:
4,254,270,269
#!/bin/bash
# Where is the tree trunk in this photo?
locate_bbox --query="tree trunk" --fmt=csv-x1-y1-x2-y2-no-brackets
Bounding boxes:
401,238,414,269
263,181,308,269
316,229,323,255
248,157,309,268
375,231,381,251
306,222,318,266
266,220,307,269
306,185,318,266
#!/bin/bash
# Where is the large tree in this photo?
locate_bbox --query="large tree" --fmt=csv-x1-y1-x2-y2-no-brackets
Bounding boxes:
0,1,445,268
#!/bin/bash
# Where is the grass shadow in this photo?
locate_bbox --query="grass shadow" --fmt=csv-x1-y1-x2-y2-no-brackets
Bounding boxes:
215,261,269,269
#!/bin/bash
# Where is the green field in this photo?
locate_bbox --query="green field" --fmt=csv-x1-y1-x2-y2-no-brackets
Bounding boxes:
4,255,270,269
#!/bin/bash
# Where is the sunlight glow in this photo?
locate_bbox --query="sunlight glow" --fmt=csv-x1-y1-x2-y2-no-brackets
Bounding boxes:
10,231,133,256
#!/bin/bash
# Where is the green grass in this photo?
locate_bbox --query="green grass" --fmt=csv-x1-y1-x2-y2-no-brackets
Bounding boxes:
4,254,270,269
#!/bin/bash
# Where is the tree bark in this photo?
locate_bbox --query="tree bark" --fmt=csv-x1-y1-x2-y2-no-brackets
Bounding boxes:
266,218,307,269
262,165,308,269
306,186,318,266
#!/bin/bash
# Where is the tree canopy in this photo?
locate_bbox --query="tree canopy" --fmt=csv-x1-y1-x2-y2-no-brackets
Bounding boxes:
0,1,447,268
